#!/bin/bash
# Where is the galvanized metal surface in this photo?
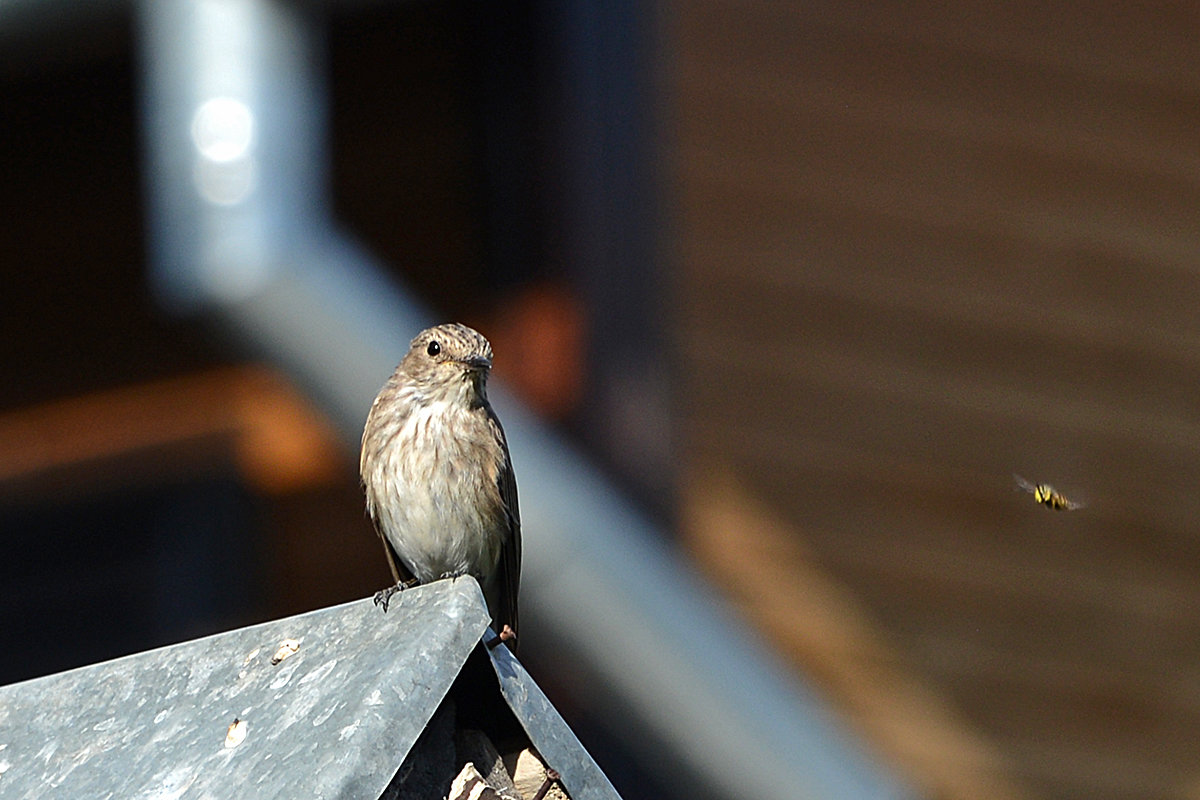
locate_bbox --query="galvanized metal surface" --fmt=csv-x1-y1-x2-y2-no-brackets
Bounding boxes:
488,641,622,800
0,579,490,799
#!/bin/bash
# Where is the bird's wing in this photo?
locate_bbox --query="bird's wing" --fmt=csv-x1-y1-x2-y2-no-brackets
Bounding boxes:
491,411,522,639
361,382,418,588
366,499,417,586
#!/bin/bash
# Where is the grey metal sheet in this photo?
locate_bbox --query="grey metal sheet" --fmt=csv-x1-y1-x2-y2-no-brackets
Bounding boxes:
0,579,490,799
488,641,622,800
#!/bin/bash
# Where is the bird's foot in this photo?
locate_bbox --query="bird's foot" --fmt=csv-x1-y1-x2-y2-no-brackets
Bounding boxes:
485,624,517,650
372,586,399,612
373,579,417,612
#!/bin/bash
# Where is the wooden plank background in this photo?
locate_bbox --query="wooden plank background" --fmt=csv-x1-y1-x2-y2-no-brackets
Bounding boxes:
667,3,1200,799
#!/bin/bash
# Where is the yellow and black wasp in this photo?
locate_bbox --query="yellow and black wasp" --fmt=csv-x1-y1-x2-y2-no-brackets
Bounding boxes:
1014,475,1084,511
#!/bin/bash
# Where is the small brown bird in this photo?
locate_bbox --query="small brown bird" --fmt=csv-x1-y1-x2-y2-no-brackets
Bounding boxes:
1014,474,1085,511
360,323,520,643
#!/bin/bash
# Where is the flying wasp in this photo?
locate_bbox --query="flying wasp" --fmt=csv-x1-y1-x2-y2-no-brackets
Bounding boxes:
1014,475,1084,511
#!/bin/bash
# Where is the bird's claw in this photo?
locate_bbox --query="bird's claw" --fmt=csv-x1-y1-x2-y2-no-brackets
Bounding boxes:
373,579,416,612
372,586,398,612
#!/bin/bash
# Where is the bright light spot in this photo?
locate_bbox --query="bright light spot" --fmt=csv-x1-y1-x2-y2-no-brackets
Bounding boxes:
193,156,257,206
190,97,254,163
190,97,257,206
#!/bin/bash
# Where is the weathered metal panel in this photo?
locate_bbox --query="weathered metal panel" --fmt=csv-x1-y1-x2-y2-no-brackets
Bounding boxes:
489,639,622,800
0,579,489,799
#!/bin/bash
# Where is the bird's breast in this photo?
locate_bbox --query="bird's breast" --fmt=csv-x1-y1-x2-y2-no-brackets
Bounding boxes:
365,400,507,582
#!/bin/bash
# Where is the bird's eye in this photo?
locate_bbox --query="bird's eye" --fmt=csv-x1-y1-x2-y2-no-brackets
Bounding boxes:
426,340,441,357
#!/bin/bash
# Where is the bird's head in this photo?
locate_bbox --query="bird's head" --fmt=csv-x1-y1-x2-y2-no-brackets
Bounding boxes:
400,323,494,405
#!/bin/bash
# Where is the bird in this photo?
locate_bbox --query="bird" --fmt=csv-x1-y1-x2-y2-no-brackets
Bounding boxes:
360,323,521,645
1014,474,1085,511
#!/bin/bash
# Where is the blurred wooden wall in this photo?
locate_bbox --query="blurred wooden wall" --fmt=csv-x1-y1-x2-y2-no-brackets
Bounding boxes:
667,3,1200,799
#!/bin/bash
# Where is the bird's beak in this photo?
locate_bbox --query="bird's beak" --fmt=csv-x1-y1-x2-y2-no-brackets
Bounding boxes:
461,355,492,371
